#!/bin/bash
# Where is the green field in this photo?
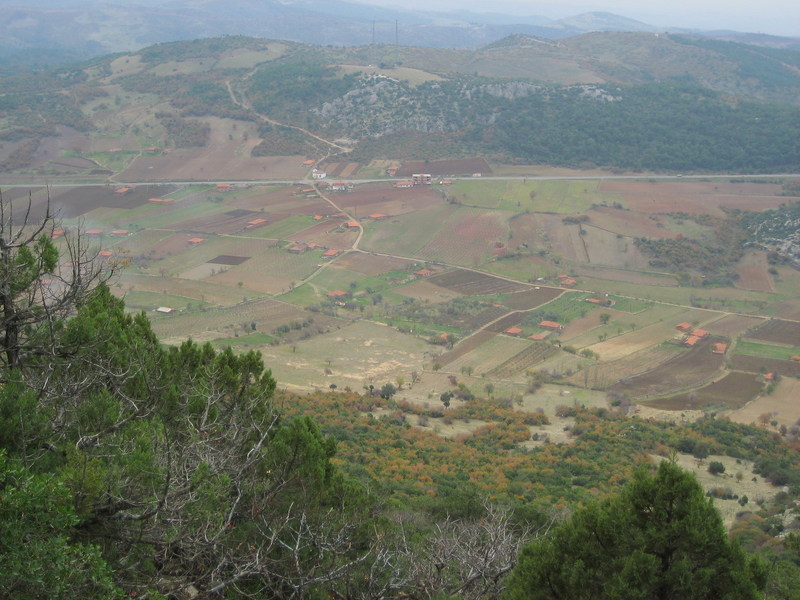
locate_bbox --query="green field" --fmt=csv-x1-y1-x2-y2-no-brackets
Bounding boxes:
447,180,613,213
734,341,800,360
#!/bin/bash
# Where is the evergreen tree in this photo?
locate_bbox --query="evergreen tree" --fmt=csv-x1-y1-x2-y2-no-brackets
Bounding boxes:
504,460,766,600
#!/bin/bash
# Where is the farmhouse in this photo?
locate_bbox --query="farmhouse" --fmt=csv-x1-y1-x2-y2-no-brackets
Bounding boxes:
51,229,65,239
560,278,577,287
326,290,349,299
322,249,340,258
676,322,693,332
505,327,523,336
312,169,326,180
386,166,399,175
691,329,709,338
98,250,114,258
414,268,434,277
246,218,268,229
86,229,103,237
155,307,175,315
684,335,701,347
539,321,563,331
215,184,233,192
345,220,360,229
529,332,550,340
394,180,414,188
712,343,727,355
368,213,387,220
148,197,173,204
188,237,206,245
109,230,130,237
144,146,159,153
115,187,132,195
412,173,432,185
302,159,315,166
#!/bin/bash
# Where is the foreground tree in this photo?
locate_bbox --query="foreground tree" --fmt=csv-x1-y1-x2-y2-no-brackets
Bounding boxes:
504,460,766,600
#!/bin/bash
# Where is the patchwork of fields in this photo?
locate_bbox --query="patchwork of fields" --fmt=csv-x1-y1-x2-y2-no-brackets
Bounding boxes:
25,174,798,421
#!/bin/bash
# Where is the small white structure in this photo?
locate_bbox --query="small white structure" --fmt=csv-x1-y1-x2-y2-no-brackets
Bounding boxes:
155,306,175,315
311,169,326,180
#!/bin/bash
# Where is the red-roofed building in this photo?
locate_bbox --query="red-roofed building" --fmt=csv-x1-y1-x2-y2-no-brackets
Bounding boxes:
246,218,268,228
560,278,577,287
115,187,131,195
368,213,387,220
712,343,727,355
322,249,340,258
345,221,360,229
505,327,523,336
414,268,434,277
394,180,413,188
529,332,550,341
793,356,800,362
86,229,103,237
539,321,563,331
326,290,349,299
109,230,130,237
216,183,233,192
145,146,160,153
676,322,692,332
98,250,113,257
691,329,709,338
51,229,65,239
302,159,315,166
188,237,205,245
684,335,701,347
313,215,325,221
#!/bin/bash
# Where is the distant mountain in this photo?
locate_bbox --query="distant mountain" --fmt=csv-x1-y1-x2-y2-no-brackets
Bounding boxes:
0,0,797,69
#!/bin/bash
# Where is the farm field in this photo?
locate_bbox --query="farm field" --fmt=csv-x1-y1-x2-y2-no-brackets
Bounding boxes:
646,371,765,411
14,163,796,410
725,377,800,428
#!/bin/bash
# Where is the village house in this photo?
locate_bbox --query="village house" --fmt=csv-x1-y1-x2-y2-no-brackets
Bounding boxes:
505,327,523,336
414,268,434,277
327,180,352,192
683,335,701,347
109,230,130,237
215,183,233,193
115,187,132,195
345,220,360,229
539,320,563,331
312,169,327,180
86,229,103,237
322,248,340,258
188,237,206,245
326,290,349,299
529,332,550,341
712,343,727,355
676,322,693,332
691,329,710,338
155,307,175,315
246,218,268,229
412,173,432,185
394,180,414,188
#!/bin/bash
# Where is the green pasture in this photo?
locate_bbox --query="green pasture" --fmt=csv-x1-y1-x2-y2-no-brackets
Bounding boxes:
483,254,555,281
360,203,456,257
446,180,615,214
90,151,137,173
124,201,229,229
605,295,653,313
244,215,316,239
524,291,594,322
278,283,321,307
214,46,287,69
734,341,800,361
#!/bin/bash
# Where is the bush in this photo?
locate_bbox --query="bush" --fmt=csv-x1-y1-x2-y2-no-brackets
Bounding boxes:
709,461,726,475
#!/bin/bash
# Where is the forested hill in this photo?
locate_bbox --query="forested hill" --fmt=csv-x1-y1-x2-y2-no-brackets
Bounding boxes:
1,33,800,173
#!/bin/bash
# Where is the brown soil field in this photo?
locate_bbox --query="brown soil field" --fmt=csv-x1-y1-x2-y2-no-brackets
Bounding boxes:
598,181,786,216
565,345,682,389
287,222,358,250
394,280,464,303
573,266,678,286
209,255,250,266
729,355,800,377
560,310,606,342
206,270,291,295
486,342,557,378
132,232,210,261
337,185,442,216
48,185,177,219
502,287,563,310
726,377,800,428
417,211,508,265
435,330,497,367
396,158,492,177
646,371,764,410
735,250,774,293
169,209,267,235
117,273,250,306
332,252,413,276
607,336,726,398
322,162,362,178
746,319,800,346
703,314,764,338
120,118,307,181
485,312,525,332
587,206,678,239
427,269,527,295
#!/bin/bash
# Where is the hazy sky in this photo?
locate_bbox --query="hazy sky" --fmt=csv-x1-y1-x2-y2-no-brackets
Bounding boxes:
359,0,800,37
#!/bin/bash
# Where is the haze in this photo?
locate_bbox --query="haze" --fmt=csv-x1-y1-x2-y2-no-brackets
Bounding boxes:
358,0,800,37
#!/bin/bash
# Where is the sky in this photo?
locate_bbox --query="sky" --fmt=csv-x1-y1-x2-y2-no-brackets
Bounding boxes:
358,0,800,37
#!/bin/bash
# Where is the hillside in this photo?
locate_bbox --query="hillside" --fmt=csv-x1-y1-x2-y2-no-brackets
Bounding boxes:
0,34,799,176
